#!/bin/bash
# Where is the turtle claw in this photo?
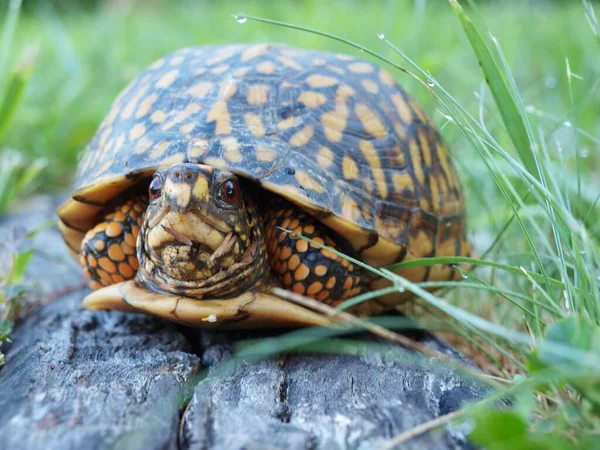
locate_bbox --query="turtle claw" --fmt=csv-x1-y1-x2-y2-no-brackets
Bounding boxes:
83,280,332,329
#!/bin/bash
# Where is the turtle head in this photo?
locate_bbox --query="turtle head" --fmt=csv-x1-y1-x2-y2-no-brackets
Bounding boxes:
136,163,264,298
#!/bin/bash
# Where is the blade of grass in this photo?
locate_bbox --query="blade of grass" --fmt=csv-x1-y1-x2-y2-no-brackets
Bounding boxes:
0,45,38,143
583,0,600,41
388,256,568,291
449,0,539,181
0,0,23,89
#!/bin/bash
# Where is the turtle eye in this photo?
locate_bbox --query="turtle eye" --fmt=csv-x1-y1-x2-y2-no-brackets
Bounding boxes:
220,179,240,205
149,176,163,201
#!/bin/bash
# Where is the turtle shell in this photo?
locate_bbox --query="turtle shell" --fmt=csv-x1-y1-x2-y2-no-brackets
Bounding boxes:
58,44,470,286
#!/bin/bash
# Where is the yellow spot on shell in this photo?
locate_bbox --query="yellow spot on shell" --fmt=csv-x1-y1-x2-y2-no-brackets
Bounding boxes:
391,171,414,195
335,54,353,61
408,139,425,184
392,94,413,124
321,105,348,143
162,103,201,131
256,61,276,74
211,64,229,74
133,135,153,154
278,116,301,131
358,140,379,168
222,137,243,162
337,85,356,98
207,101,231,135
394,123,407,139
219,80,238,99
306,74,338,88
341,194,361,222
99,127,111,148
150,110,167,123
97,159,112,175
342,155,359,180
348,62,374,73
244,114,266,136
129,123,146,141
327,65,345,75
135,93,158,118
277,56,301,70
188,81,214,98
208,49,235,65
203,157,227,170
247,84,269,105
157,152,185,167
187,139,210,159
410,98,428,123
372,169,388,199
241,45,268,62
169,55,185,66
311,58,326,66
148,140,171,160
317,147,334,169
429,177,440,212
408,230,433,258
114,134,125,153
355,103,387,138
155,69,179,89
297,91,327,108
379,69,397,85
150,58,165,70
119,85,148,120
437,143,454,202
256,147,277,162
179,123,195,133
289,125,314,147
361,79,379,93
418,129,432,166
295,171,325,193
105,105,120,126
233,66,251,77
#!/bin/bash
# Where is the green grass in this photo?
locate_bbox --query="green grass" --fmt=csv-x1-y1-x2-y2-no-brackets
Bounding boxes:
1,0,600,448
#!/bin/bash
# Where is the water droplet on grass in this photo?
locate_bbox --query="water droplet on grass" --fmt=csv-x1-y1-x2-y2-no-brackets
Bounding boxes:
233,13,247,23
377,33,385,40
581,148,590,158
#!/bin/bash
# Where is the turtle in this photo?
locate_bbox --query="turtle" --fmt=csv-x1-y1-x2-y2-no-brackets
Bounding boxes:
57,44,471,329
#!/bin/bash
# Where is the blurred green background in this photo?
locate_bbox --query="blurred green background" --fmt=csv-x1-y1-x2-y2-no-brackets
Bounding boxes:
2,0,598,202
3,2,600,442
2,0,599,329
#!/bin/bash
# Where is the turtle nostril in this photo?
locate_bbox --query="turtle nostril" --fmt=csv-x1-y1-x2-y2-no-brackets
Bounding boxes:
174,171,181,178
185,171,193,180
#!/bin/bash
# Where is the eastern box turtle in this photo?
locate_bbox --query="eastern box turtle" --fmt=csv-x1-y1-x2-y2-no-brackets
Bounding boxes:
57,44,470,328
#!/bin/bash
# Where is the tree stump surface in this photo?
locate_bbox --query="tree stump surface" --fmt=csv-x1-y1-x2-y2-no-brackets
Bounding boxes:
0,196,488,450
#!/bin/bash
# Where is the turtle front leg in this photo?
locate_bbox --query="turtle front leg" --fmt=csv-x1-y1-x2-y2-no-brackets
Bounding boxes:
79,195,148,289
265,198,365,305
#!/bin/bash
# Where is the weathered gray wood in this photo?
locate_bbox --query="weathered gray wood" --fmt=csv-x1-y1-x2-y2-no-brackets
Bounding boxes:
0,196,488,450
0,291,201,450
180,330,483,450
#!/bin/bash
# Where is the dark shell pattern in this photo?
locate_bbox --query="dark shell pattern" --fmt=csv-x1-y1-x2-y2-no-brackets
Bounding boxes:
75,44,467,259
